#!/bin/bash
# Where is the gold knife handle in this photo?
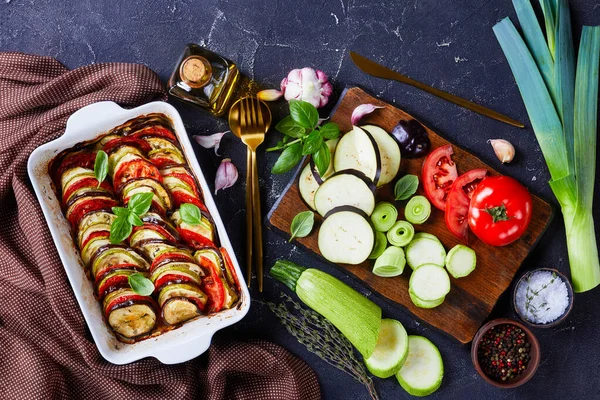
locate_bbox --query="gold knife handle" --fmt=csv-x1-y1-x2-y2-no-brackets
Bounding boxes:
250,149,263,292
245,149,253,288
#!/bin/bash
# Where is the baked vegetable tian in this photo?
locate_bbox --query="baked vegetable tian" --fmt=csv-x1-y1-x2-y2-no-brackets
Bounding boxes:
50,113,240,343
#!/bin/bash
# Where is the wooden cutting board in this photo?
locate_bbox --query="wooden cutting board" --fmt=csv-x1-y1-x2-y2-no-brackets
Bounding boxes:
267,87,553,343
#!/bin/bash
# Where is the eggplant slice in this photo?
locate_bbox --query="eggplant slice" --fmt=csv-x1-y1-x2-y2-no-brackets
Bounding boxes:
314,171,376,217
360,125,401,186
318,207,375,265
334,126,382,185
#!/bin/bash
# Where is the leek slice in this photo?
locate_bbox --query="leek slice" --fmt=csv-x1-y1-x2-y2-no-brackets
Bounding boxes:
373,246,406,277
371,201,398,232
368,231,388,260
404,196,431,225
387,221,414,247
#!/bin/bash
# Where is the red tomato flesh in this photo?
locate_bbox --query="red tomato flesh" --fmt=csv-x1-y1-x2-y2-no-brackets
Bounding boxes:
177,228,215,249
113,159,162,192
422,144,458,211
197,254,226,313
445,168,488,242
468,176,533,246
103,137,152,155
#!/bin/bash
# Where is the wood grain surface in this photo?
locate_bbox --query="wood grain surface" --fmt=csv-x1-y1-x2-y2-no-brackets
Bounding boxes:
267,87,553,343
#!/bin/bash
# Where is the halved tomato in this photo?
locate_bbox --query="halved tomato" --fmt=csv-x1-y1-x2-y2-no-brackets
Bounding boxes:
103,137,152,155
422,144,458,211
113,159,162,191
444,168,488,242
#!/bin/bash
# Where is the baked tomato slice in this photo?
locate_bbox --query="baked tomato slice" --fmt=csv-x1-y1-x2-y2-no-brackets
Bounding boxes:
172,191,208,212
151,251,194,272
53,152,96,183
131,126,177,142
178,228,215,249
196,254,226,313
422,144,458,211
468,176,532,246
103,137,152,155
67,197,119,227
62,177,113,205
113,159,162,191
444,168,487,242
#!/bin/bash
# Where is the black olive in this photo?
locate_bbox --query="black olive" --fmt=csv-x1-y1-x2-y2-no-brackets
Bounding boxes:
391,119,431,158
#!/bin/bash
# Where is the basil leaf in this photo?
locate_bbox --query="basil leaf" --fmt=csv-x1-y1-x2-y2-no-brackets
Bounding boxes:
289,100,319,129
94,150,108,188
128,192,154,216
302,130,324,155
110,216,132,244
271,143,303,174
112,206,129,218
394,174,419,201
319,122,340,140
128,273,154,296
180,203,202,225
289,210,315,242
313,142,331,177
128,212,144,227
276,115,306,138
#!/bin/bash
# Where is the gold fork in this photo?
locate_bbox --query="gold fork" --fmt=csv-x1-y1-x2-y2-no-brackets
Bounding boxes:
229,97,271,291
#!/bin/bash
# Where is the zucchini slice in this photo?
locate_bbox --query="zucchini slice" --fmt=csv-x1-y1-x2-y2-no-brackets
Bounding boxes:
408,264,451,302
365,319,409,378
121,178,173,211
317,208,374,265
361,125,401,186
396,336,444,397
314,171,376,217
405,237,446,270
409,289,445,309
445,244,477,278
334,126,381,185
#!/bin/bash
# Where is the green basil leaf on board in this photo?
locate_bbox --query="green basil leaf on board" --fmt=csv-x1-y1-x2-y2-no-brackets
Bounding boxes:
128,212,144,227
313,142,331,177
127,192,154,216
110,216,132,244
94,150,108,188
289,100,319,129
112,206,129,218
394,174,419,201
272,143,303,174
289,211,315,242
302,130,324,155
319,122,341,140
180,203,202,225
276,115,306,138
128,273,154,296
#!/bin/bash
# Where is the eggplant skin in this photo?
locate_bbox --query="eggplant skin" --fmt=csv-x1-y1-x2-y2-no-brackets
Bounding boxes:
107,303,157,338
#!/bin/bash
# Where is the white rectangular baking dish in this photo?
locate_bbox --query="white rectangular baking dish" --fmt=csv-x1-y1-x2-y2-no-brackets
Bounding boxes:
27,101,250,365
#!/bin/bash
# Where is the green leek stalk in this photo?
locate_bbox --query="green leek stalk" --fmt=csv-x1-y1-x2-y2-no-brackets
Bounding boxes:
494,0,600,292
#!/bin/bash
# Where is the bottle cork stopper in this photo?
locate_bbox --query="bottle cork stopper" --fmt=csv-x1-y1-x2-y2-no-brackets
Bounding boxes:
180,56,212,88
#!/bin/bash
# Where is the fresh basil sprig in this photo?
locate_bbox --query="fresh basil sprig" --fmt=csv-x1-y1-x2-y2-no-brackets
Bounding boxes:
394,174,419,201
109,192,153,244
180,203,202,225
268,100,340,176
94,150,108,188
289,210,314,242
128,272,154,296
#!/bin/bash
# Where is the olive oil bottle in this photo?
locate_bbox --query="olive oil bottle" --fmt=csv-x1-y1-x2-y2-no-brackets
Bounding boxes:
168,44,240,117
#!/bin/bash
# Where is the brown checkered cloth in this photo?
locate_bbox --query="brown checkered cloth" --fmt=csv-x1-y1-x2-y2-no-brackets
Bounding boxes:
0,53,321,400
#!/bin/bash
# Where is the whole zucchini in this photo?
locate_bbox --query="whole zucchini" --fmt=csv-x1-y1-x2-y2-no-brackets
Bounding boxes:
270,260,381,359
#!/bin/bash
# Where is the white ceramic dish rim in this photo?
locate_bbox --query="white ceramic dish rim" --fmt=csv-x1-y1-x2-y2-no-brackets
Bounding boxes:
27,101,250,365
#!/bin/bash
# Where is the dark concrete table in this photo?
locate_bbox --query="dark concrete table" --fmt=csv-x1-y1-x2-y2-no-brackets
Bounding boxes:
3,0,599,398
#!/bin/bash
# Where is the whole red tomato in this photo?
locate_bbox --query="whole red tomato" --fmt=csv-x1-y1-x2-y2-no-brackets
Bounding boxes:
468,176,532,246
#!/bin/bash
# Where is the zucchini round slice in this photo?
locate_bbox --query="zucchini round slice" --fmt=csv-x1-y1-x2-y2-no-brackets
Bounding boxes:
409,264,451,301
314,171,376,217
334,126,382,185
365,319,409,378
318,208,375,265
412,232,440,243
361,125,401,186
409,289,445,309
405,237,446,270
396,336,444,397
445,244,477,278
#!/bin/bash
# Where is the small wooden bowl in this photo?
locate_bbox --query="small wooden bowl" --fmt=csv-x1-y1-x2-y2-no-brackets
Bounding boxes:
513,268,574,328
471,318,540,388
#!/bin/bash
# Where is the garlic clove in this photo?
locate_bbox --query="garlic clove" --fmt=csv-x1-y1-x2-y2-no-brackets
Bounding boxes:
194,131,229,156
351,104,385,126
257,89,283,102
214,158,238,195
489,139,515,163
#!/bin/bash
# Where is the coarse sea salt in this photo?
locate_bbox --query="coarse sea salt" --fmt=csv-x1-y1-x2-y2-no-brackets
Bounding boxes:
515,270,569,324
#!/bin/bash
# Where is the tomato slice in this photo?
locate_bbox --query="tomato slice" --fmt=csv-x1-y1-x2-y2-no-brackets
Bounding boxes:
62,177,113,205
172,191,208,212
97,274,130,300
131,126,177,142
53,152,96,183
468,176,533,246
132,223,178,243
177,228,215,249
113,159,162,191
103,137,152,155
67,197,119,227
422,145,459,211
220,247,240,290
149,157,181,169
81,230,109,250
154,273,196,291
151,251,194,272
94,263,139,285
444,168,488,242
104,294,156,318
196,254,226,313
166,172,201,197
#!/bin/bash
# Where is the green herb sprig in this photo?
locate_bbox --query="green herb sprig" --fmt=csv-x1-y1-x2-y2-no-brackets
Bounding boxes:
289,211,314,242
267,100,340,175
94,150,108,188
265,293,379,400
109,192,153,244
524,271,558,319
128,272,154,296
394,174,419,201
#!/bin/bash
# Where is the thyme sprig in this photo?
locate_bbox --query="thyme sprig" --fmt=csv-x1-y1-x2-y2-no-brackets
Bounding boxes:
265,293,379,400
524,271,557,319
